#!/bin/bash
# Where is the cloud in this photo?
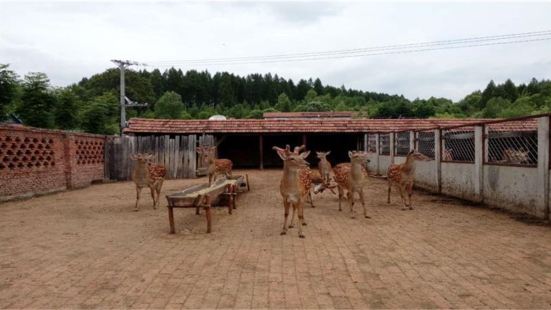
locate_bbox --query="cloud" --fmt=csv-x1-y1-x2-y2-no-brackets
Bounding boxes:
0,1,550,101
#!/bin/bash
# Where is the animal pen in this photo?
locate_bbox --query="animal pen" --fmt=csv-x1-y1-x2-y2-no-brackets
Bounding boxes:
1,114,551,221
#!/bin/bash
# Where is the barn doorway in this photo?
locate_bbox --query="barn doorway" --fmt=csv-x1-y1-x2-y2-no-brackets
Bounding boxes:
216,135,259,168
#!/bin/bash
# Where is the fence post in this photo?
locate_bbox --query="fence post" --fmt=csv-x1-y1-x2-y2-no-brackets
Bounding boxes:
434,129,442,193
390,132,395,164
409,131,415,151
537,116,550,220
375,133,380,175
474,126,484,203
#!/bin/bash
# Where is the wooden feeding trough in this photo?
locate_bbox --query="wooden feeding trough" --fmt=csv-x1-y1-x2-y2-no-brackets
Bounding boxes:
165,174,249,233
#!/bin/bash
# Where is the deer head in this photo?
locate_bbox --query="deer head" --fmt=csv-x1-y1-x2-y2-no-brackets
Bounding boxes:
316,151,331,160
197,146,217,164
348,151,370,165
130,153,153,164
273,145,310,169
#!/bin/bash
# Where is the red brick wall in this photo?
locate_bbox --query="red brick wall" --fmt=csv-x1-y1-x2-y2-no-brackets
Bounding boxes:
0,125,107,201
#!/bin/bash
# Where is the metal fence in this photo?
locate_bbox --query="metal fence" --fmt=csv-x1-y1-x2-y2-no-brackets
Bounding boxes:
367,134,377,153
379,134,390,155
394,132,410,156
441,128,475,162
416,130,435,159
485,118,538,166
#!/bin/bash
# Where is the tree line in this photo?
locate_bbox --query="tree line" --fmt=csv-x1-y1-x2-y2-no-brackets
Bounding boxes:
1,63,551,134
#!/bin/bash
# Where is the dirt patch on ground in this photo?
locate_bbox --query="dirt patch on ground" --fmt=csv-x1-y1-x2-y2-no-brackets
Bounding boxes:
1,170,551,309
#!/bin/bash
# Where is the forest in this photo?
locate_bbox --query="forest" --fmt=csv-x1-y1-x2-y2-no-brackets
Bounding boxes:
1,63,551,134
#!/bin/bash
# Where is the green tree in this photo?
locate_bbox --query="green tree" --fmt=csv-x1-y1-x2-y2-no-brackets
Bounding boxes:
80,92,119,134
16,72,56,128
54,89,80,129
275,93,292,112
154,91,184,119
482,97,511,118
479,80,496,108
304,89,318,102
0,64,18,121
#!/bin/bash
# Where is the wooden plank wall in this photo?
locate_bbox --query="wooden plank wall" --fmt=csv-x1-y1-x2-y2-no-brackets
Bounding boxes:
106,134,199,180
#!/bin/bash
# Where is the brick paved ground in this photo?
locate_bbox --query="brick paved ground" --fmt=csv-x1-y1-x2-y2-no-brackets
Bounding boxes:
1,170,551,309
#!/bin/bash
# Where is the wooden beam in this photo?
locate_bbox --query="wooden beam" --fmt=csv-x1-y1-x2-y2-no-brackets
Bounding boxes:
259,134,264,170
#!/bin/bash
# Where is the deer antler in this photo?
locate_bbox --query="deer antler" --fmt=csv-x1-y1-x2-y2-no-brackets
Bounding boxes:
293,144,306,154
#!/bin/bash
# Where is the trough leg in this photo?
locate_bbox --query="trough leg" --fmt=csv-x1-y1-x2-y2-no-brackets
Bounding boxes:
205,206,212,233
246,174,250,191
168,206,175,234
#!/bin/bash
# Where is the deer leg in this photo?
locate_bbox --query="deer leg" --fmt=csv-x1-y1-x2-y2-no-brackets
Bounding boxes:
399,186,408,210
360,189,370,219
387,181,391,204
281,200,290,235
309,191,315,208
297,203,305,238
348,191,356,219
337,186,344,211
134,186,142,211
208,173,213,186
289,204,296,228
150,185,156,209
156,180,164,208
407,182,414,210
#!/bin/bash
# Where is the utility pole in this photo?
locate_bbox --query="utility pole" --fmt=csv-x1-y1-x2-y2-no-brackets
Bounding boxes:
111,59,148,132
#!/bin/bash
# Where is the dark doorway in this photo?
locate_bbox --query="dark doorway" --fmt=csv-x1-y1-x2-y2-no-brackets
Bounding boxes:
262,134,303,168
306,133,364,166
217,135,259,168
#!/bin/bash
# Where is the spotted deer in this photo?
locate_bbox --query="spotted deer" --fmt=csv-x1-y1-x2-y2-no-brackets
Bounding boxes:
502,148,529,164
273,145,312,238
442,148,453,161
316,151,332,184
196,146,233,186
387,150,430,210
130,153,166,211
333,151,371,219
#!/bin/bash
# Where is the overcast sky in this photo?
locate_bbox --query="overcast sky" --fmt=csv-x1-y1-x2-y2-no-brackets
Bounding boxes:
1,1,551,101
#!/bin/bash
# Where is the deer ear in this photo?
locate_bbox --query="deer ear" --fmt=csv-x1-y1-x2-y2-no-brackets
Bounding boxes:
196,147,203,154
300,150,311,159
130,154,137,160
326,151,331,156
272,146,287,160
348,151,353,158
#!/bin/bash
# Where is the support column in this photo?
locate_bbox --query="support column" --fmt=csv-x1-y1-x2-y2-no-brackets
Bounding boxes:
389,132,395,164
302,134,307,148
434,129,442,193
259,134,264,170
409,131,415,151
363,133,368,152
474,126,484,203
375,133,381,175
537,116,550,220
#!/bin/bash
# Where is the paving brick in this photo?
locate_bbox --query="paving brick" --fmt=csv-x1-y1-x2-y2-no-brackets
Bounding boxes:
1,170,551,309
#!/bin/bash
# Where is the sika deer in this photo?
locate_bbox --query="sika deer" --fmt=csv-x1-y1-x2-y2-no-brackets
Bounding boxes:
130,153,166,211
316,151,332,185
333,151,371,219
197,146,233,186
273,145,312,238
387,150,430,210
502,148,529,164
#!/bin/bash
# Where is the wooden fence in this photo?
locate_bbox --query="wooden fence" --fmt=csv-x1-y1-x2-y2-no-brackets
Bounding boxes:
106,134,209,180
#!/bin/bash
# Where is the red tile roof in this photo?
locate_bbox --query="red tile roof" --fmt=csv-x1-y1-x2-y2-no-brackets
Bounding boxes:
124,118,493,134
263,111,357,119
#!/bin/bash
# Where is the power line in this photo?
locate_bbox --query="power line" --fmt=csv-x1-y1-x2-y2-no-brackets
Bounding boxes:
144,30,551,66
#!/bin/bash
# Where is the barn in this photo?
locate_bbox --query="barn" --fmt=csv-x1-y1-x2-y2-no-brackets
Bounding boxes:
116,113,485,180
